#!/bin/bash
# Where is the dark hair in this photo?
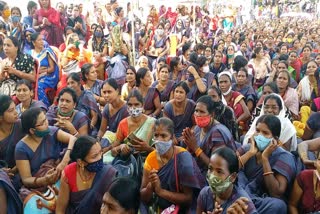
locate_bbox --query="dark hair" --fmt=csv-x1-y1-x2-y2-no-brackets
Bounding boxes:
0,95,13,116
256,115,281,139
211,147,239,174
136,67,149,87
58,87,78,104
21,107,44,134
251,47,262,59
102,78,119,94
170,57,180,71
174,81,189,94
107,177,140,212
81,63,94,82
70,136,97,161
127,89,144,104
262,82,279,94
16,79,33,91
155,117,174,137
27,1,37,14
67,72,81,84
196,95,217,114
208,86,222,99
264,94,283,111
233,55,248,72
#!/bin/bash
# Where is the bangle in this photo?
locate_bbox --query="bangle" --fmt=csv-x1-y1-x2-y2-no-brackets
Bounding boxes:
263,171,274,176
195,147,203,157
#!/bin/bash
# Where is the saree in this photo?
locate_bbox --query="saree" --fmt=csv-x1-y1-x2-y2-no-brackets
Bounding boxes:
32,47,60,106
224,91,245,119
0,170,23,214
163,99,195,138
0,121,25,168
144,87,161,113
15,126,62,175
46,106,89,133
16,100,47,118
102,104,129,133
193,123,236,176
143,149,205,213
237,146,296,213
151,80,175,102
197,186,257,214
65,164,117,214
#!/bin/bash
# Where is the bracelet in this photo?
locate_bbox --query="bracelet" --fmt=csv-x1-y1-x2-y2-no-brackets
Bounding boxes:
263,171,274,176
195,147,203,157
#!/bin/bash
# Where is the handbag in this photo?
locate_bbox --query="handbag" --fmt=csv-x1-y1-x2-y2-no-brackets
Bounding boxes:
161,148,180,214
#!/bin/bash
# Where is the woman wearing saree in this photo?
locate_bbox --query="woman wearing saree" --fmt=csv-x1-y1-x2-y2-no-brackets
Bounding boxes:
33,0,64,47
163,81,195,141
140,117,205,213
30,32,59,107
238,115,296,213
151,64,175,105
97,78,129,147
218,71,250,124
56,136,117,214
16,80,47,118
67,73,100,136
182,95,237,177
243,94,297,152
15,107,76,189
136,67,162,118
46,88,89,136
111,90,156,156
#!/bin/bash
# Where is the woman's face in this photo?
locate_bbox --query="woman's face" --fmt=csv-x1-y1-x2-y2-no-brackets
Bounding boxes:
142,71,152,87
288,52,297,64
3,38,18,57
127,97,143,109
159,67,169,81
100,192,131,214
126,69,136,82
194,102,210,117
154,124,172,142
208,154,232,181
58,92,75,114
33,35,44,50
139,58,148,68
67,78,81,91
208,89,220,102
218,75,231,94
39,0,50,8
1,102,18,124
34,112,49,133
263,98,280,115
102,83,119,103
173,86,187,102
16,84,33,103
306,61,318,76
276,72,289,89
86,67,97,81
255,122,273,139
236,70,247,85
83,143,102,165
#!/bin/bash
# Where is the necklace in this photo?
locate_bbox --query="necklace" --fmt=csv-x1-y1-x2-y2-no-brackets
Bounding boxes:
78,167,94,184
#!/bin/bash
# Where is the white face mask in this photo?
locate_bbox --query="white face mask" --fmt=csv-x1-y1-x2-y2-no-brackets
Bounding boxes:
203,65,210,73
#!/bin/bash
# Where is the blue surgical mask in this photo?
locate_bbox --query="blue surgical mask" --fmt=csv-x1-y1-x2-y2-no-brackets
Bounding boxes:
34,128,50,138
85,158,103,173
11,16,20,23
154,140,173,155
254,134,272,151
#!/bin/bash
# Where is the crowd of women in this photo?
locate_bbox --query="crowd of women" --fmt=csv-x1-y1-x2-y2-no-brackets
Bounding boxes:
0,0,320,213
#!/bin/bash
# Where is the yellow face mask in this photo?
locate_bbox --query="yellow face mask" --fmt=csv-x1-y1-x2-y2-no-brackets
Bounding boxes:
2,9,11,19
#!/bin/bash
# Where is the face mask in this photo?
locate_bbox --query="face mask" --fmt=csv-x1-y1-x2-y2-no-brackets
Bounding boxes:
34,128,50,138
58,108,74,117
222,86,232,96
128,107,143,117
254,134,272,151
85,158,103,173
203,66,210,73
154,140,173,155
3,9,11,19
206,173,233,195
156,29,164,36
188,74,195,82
194,115,211,128
11,15,20,23
227,54,234,58
94,31,103,38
